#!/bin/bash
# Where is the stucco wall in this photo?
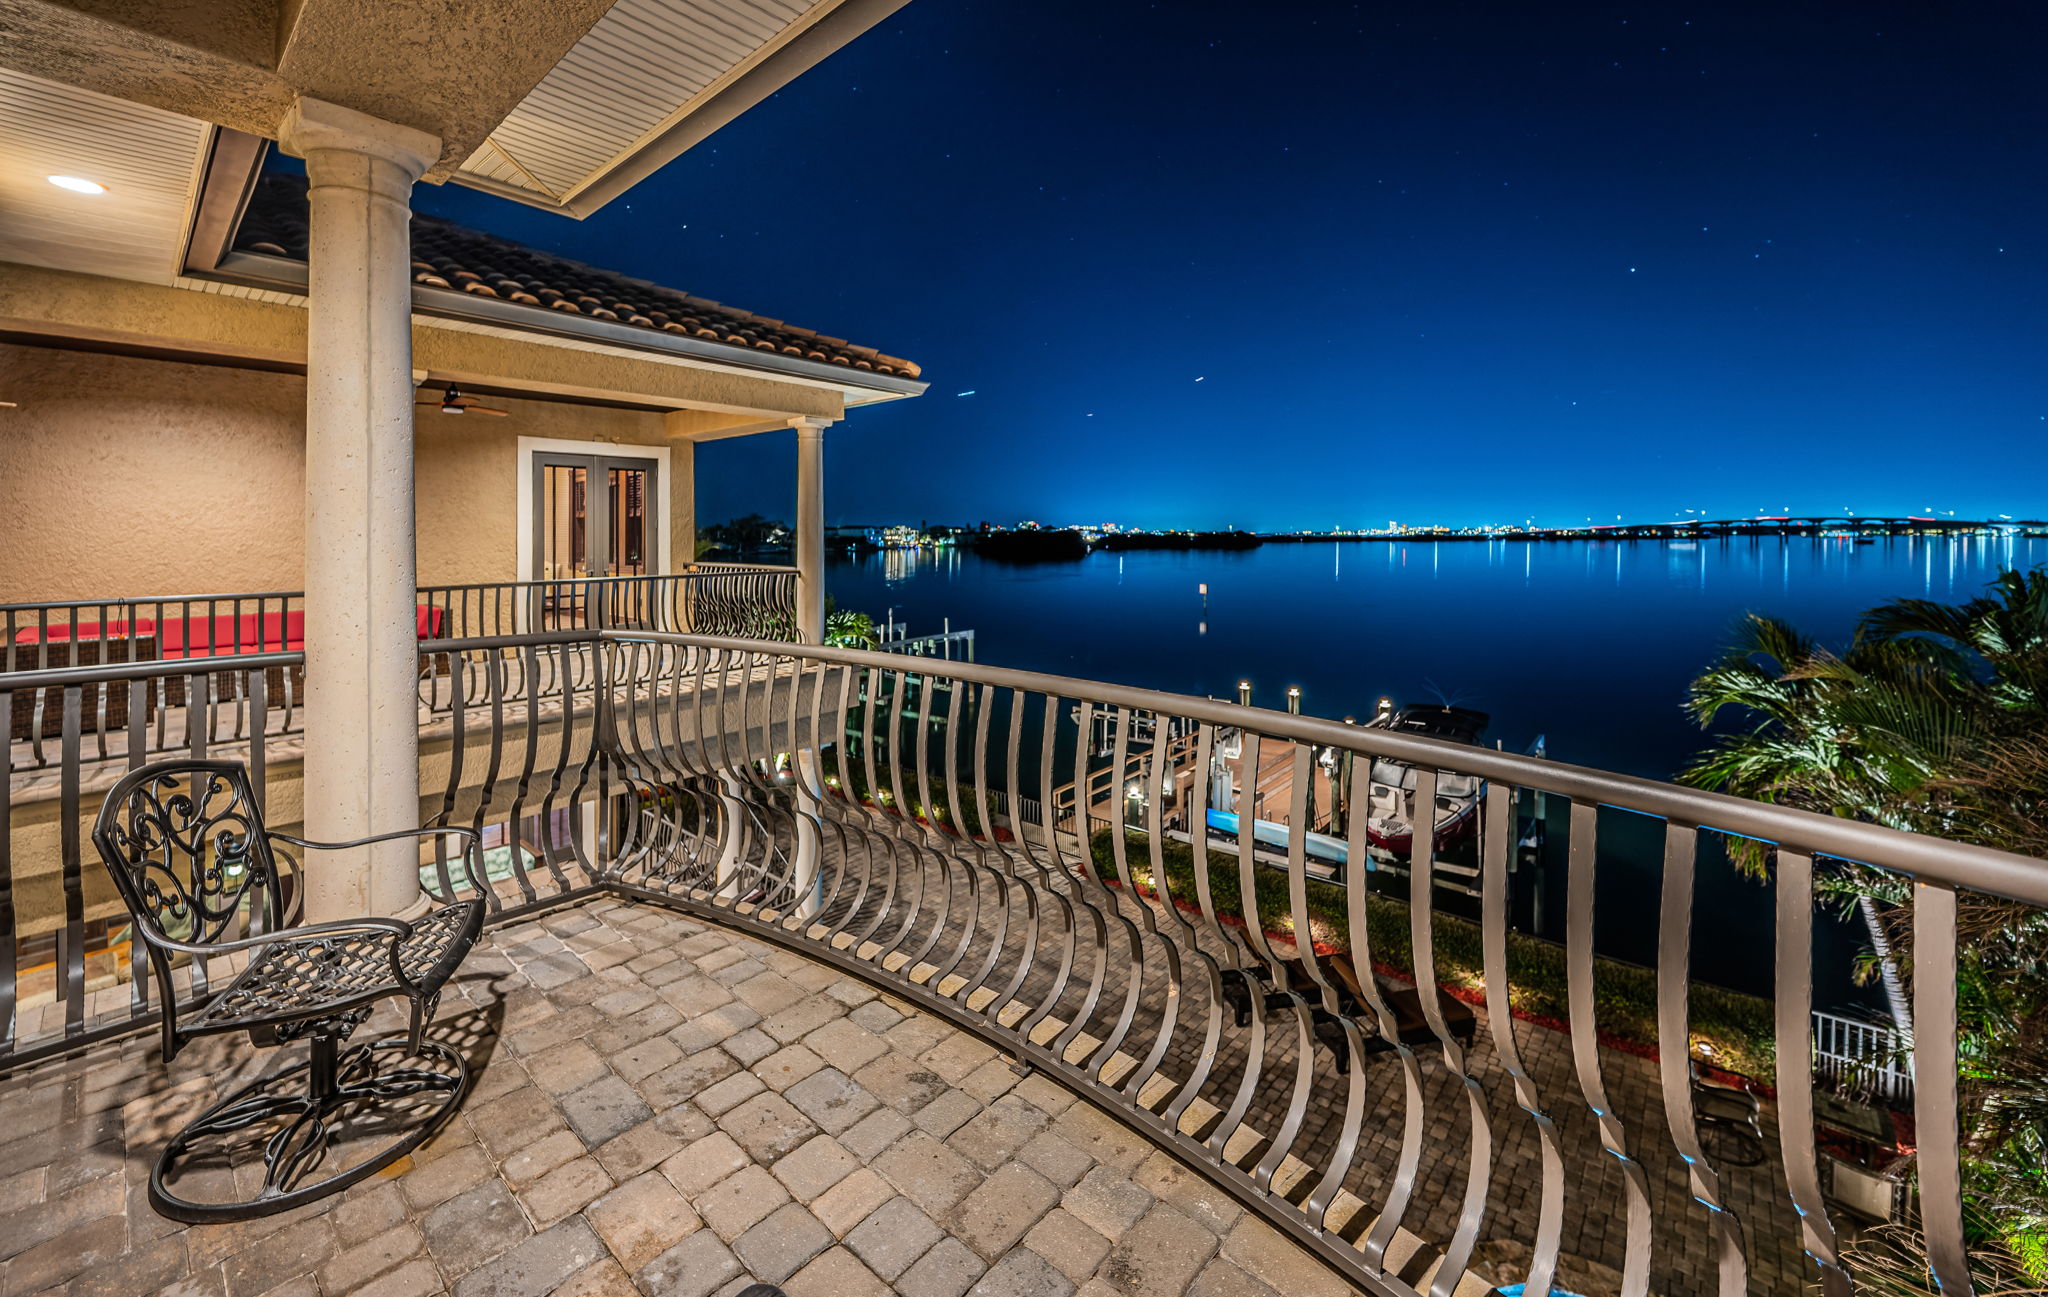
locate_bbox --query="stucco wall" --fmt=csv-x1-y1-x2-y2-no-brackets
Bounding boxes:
0,345,308,601
0,344,690,601
415,392,680,587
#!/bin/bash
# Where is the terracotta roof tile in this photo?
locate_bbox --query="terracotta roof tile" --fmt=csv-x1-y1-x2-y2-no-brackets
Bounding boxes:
233,174,921,380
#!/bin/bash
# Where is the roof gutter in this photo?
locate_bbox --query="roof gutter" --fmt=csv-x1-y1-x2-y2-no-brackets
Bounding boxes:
205,250,928,402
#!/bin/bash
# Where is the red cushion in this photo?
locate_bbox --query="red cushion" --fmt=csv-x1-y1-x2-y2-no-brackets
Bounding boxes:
22,606,436,654
13,619,157,644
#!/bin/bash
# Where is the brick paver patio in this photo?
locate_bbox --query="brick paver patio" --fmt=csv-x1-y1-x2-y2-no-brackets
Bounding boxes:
0,899,1371,1297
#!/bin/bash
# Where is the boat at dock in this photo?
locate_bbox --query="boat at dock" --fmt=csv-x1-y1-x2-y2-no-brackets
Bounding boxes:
1363,704,1489,857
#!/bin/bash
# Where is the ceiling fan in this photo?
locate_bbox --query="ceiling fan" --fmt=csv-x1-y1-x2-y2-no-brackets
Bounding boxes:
416,383,507,417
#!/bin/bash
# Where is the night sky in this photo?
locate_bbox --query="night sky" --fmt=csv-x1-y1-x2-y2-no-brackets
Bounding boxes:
407,1,2048,532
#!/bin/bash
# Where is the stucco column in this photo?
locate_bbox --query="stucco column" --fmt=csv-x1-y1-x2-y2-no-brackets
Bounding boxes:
791,416,833,644
675,436,697,568
280,98,440,921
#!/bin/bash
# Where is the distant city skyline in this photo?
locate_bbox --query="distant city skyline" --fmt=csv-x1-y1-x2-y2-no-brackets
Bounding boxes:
410,1,2048,533
728,507,2045,536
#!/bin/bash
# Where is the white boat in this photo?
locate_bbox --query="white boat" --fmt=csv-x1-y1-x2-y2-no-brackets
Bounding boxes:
1363,705,1489,856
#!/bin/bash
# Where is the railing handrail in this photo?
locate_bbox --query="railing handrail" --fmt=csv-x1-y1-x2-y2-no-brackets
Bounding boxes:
686,561,800,573
0,650,307,689
4,569,793,614
0,591,306,614
606,628,2048,908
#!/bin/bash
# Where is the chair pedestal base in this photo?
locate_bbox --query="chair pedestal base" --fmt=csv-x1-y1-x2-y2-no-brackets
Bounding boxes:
150,1035,469,1223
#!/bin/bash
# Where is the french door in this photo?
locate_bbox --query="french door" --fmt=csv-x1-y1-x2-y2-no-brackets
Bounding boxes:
533,452,657,579
532,451,658,628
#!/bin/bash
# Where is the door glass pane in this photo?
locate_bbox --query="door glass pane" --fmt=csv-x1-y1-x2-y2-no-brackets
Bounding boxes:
542,464,591,578
609,467,649,577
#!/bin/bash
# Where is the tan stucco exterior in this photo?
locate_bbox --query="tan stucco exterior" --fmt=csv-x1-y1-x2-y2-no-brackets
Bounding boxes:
0,345,307,598
0,261,871,601
0,343,714,600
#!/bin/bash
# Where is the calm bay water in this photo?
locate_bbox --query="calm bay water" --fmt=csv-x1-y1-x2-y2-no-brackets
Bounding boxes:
832,534,2041,782
829,534,2043,1008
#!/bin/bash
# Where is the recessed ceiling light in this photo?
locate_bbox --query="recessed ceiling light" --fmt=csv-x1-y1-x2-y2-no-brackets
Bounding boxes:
47,175,106,194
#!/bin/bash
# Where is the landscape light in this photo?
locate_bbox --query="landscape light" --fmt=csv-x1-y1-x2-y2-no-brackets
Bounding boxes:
48,175,106,194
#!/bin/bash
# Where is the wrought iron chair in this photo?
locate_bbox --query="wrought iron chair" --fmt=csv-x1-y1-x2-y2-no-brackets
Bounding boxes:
93,758,488,1222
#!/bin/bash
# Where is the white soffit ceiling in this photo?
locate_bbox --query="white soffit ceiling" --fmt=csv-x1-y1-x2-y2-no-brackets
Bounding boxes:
0,68,210,286
459,0,837,210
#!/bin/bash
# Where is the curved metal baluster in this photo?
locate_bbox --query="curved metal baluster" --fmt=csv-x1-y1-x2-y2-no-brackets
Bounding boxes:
1913,877,1972,1297
509,641,566,896
1088,707,1150,1080
534,640,580,888
783,647,832,926
1480,784,1563,1295
658,642,712,893
1407,767,1493,1297
737,649,789,906
1773,849,1852,1296
1051,701,1116,1067
733,648,779,903
808,664,862,929
615,641,672,881
1252,745,1327,1190
901,669,957,971
1303,746,1372,1232
839,672,897,946
816,664,874,941
431,653,469,905
934,681,1000,999
605,644,648,880
1350,752,1427,1271
1121,716,1190,1103
1564,801,1653,1297
699,644,745,896
1164,722,1234,1135
952,682,1012,1001
846,669,899,953
1654,822,1747,1296
985,687,1048,1027
633,639,685,888
1019,695,1082,1044
473,651,530,903
1210,730,1279,1163
557,638,608,885
876,669,928,958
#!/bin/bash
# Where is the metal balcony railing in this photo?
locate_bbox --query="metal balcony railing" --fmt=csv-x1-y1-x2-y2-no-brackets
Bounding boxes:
2,568,796,772
0,628,2039,1295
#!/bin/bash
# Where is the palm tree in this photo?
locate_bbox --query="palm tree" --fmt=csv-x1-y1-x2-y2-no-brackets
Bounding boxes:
1680,613,1994,1032
1861,569,2048,717
1685,570,2048,1280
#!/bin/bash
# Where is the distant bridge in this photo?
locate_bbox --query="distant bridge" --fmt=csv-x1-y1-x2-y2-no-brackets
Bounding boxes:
1532,516,2045,540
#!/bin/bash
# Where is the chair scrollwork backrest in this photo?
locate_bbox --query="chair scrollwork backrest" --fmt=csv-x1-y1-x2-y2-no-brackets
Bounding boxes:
92,759,293,954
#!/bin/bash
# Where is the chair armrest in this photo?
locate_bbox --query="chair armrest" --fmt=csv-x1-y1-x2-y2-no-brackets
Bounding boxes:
144,915,413,960
267,826,482,853
268,826,488,898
